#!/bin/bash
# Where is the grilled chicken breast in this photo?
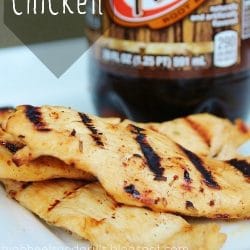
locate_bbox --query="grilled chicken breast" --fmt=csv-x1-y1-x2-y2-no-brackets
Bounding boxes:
1,179,226,249
104,114,249,159
141,114,249,159
0,108,94,181
3,105,250,218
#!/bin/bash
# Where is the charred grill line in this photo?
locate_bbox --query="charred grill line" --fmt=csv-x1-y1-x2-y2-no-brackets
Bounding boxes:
180,146,220,189
186,200,195,209
185,118,211,146
0,141,24,154
226,159,250,178
79,113,104,147
209,200,215,206
48,199,60,212
184,170,192,183
130,125,167,181
71,129,76,136
21,182,32,190
25,105,51,132
63,185,83,197
48,185,84,212
124,184,141,199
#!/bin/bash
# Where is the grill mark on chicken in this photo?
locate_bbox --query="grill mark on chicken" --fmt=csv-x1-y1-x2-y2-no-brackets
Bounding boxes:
79,113,104,147
48,185,84,212
185,118,211,146
21,182,32,190
129,125,167,181
184,170,192,183
124,184,141,199
209,200,215,206
182,170,192,191
180,146,220,189
226,159,250,178
71,129,76,136
48,199,61,212
63,185,83,197
25,105,51,132
0,141,24,154
186,201,195,209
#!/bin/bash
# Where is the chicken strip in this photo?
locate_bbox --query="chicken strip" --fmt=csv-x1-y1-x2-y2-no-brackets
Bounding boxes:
141,114,249,159
0,179,226,249
3,105,250,218
0,108,94,181
104,114,249,159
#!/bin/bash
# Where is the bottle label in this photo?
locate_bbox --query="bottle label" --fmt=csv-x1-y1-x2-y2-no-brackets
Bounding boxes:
214,30,238,68
242,0,250,39
92,0,248,73
107,0,205,29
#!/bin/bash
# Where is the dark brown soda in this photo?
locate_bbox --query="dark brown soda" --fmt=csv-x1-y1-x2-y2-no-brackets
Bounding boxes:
91,61,250,122
90,38,250,122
